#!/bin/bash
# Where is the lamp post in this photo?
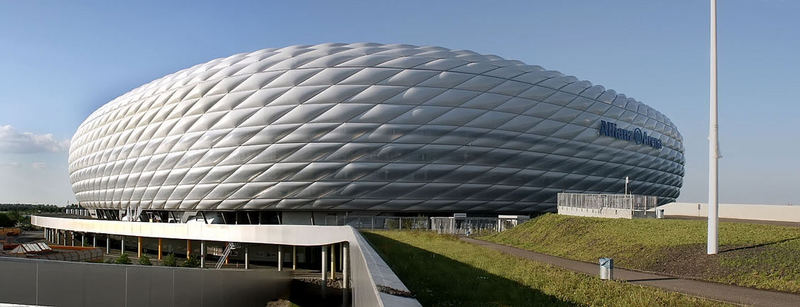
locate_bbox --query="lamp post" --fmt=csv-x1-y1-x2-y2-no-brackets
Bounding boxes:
707,0,719,255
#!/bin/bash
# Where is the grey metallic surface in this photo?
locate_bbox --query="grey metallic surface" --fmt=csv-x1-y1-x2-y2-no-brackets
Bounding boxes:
69,43,684,213
0,256,290,307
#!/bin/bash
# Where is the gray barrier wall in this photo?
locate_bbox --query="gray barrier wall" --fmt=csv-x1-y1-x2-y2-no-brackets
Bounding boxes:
0,257,290,307
33,216,422,306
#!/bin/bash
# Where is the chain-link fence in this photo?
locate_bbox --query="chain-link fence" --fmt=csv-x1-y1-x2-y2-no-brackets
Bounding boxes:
430,216,530,235
298,214,533,234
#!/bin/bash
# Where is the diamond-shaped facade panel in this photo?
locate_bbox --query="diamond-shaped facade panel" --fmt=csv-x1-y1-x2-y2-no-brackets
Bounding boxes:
69,43,684,214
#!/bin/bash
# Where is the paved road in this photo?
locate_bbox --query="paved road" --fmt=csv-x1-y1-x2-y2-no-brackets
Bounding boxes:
667,215,800,228
461,237,800,307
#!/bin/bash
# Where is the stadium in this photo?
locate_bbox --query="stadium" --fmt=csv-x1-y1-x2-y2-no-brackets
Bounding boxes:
68,43,685,223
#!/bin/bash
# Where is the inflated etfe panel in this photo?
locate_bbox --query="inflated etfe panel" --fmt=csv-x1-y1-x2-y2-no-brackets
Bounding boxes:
69,43,684,213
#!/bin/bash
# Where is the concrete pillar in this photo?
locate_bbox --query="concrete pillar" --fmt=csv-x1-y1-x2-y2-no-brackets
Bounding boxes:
121,237,125,255
137,237,142,258
93,235,97,248
292,246,297,270
343,243,350,288
321,245,328,282
330,244,336,280
277,245,283,271
200,241,205,268
158,238,162,261
186,240,191,259
106,236,110,254
81,234,85,247
244,246,249,270
71,232,75,246
54,230,58,244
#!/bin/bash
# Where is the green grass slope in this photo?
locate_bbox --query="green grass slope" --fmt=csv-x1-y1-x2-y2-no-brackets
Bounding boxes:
482,214,800,293
364,230,727,306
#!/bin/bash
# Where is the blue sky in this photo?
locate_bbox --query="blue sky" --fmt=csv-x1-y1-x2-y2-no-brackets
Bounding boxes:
0,0,797,205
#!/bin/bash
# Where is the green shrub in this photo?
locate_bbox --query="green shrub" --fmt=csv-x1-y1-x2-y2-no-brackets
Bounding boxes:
138,255,152,265
114,253,132,264
182,254,200,267
162,253,177,267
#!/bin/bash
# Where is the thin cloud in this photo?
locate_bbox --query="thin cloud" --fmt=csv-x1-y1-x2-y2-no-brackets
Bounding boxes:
0,125,69,153
0,161,20,168
31,162,47,169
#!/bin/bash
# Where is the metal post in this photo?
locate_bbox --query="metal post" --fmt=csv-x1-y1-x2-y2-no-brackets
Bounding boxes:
292,246,297,270
624,176,629,195
158,238,162,261
106,236,110,254
137,237,142,258
342,243,350,288
81,234,85,247
321,245,328,282
708,0,719,255
200,240,205,268
71,232,75,246
93,235,96,248
244,246,249,270
330,244,336,280
277,245,283,271
121,237,125,255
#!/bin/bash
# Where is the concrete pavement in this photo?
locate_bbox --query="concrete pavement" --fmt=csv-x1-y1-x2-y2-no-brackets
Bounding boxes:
461,237,800,307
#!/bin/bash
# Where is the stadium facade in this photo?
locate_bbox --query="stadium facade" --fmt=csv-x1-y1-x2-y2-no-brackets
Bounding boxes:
68,43,684,221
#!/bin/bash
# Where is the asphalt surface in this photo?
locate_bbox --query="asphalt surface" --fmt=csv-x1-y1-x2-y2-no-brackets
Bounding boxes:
461,237,800,307
667,215,800,228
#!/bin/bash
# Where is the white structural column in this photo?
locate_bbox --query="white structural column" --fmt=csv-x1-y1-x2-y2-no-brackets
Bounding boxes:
342,243,350,288
321,245,328,282
106,236,110,254
292,246,297,270
708,0,720,255
244,246,249,270
200,240,206,268
277,245,283,271
121,237,125,255
81,234,85,247
93,235,97,247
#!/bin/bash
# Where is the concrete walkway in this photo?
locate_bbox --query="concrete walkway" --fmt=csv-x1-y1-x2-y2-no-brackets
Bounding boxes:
461,237,800,307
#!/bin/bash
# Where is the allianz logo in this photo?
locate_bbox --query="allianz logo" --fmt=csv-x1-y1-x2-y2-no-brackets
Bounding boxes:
598,120,663,150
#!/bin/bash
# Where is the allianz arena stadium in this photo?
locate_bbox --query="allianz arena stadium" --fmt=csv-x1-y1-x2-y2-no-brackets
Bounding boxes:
68,43,684,220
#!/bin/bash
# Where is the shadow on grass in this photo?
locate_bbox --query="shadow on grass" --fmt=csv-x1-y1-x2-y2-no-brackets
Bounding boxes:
720,236,800,253
363,232,576,307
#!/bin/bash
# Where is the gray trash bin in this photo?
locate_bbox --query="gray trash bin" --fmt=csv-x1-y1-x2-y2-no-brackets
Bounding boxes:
599,257,613,280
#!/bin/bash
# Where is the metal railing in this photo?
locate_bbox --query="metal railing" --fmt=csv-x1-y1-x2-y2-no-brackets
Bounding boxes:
557,193,658,219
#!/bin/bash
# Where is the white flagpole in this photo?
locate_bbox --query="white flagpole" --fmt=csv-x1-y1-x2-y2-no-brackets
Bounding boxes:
708,0,719,255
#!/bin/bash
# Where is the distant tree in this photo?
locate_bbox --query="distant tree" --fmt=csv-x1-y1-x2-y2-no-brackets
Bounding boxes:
7,211,21,223
138,255,152,265
0,213,14,227
115,253,132,264
162,253,178,267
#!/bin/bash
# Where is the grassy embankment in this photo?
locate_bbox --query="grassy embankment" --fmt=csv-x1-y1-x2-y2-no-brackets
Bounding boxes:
481,214,800,294
364,230,727,306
